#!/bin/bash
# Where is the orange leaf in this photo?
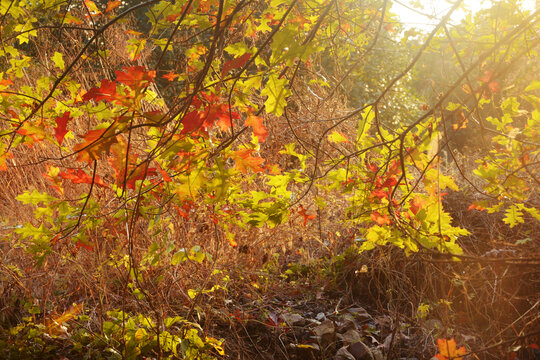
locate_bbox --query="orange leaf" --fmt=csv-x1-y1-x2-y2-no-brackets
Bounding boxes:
409,195,425,215
230,149,264,173
105,0,121,13
435,338,467,360
162,71,179,81
371,211,391,225
298,205,316,226
245,115,268,142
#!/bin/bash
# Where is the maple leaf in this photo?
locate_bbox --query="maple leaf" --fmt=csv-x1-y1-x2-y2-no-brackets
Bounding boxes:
54,112,71,145
371,211,391,225
105,0,121,13
58,168,108,188
83,79,118,103
222,53,251,77
230,149,264,173
245,115,268,142
435,338,467,360
162,71,179,81
115,66,156,89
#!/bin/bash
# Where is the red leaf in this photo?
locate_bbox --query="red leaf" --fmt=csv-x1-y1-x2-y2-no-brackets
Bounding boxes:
366,162,378,172
221,53,251,77
245,115,268,142
59,168,108,188
382,177,398,188
83,79,118,102
181,110,205,134
54,112,71,145
371,211,391,225
115,66,156,89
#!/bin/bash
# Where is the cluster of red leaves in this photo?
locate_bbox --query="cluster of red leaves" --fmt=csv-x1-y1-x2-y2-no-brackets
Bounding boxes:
82,66,156,105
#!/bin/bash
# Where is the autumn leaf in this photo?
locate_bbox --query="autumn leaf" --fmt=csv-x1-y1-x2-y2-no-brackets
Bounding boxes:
166,13,181,22
76,240,93,252
84,0,102,17
58,168,108,188
245,115,268,142
382,177,398,188
328,131,348,143
221,53,251,77
409,195,425,215
54,111,71,145
468,202,486,211
105,0,121,13
371,189,388,200
371,211,391,225
45,303,83,336
230,149,264,173
181,110,205,134
115,66,156,89
298,205,316,226
73,128,118,163
83,79,118,103
435,338,467,360
162,71,179,81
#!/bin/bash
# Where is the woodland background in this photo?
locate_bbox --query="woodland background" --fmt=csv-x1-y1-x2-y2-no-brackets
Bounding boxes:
0,0,539,358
